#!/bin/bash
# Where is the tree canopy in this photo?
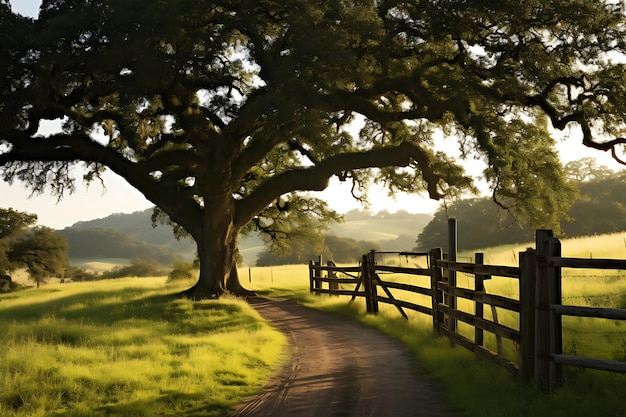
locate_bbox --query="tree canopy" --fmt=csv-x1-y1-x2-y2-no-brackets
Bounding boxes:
2,0,626,297
416,168,626,251
0,207,69,285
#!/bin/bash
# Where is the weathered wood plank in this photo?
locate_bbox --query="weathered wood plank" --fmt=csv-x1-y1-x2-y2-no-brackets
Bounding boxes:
430,248,444,335
551,305,626,320
519,250,537,382
312,288,367,297
376,296,432,316
310,265,362,273
440,328,520,375
552,354,626,373
446,309,521,343
376,279,431,296
443,286,521,312
549,257,626,270
435,260,520,278
373,274,409,320
311,277,361,285
374,265,431,275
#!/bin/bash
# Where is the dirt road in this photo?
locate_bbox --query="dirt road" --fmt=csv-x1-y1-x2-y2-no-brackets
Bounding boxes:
233,297,462,417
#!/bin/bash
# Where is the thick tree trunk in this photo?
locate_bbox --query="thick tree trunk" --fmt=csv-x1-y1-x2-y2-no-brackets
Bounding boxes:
183,204,253,299
226,258,256,297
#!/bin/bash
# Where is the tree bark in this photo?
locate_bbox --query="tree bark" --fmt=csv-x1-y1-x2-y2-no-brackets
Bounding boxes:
183,203,253,299
226,258,256,296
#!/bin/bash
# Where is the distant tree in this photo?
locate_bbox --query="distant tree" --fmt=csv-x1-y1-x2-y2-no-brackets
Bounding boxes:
323,235,382,263
5,1,626,298
102,257,166,279
0,239,10,276
561,173,626,236
167,260,196,282
415,198,533,251
564,158,614,182
417,172,626,250
0,207,38,275
9,226,69,286
57,227,183,263
0,207,37,240
68,209,196,253
64,265,100,282
256,234,381,266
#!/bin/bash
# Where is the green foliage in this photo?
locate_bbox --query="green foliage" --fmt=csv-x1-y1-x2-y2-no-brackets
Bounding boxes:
0,207,73,287
0,208,38,274
63,264,100,282
565,173,626,236
416,198,534,251
58,227,185,264
245,195,343,260
167,260,196,282
69,210,195,250
256,234,382,266
564,157,614,182
5,225,69,284
102,257,167,279
0,207,37,239
2,0,625,295
417,170,626,251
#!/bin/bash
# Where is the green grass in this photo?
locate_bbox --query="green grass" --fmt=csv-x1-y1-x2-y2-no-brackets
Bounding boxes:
246,231,626,417
0,278,285,417
2,232,624,417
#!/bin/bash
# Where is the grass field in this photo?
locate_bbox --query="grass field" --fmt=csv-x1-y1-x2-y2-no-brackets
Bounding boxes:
2,232,625,417
0,278,285,417
246,232,626,417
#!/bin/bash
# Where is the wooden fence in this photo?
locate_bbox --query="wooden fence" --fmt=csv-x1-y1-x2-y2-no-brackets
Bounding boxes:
309,222,626,391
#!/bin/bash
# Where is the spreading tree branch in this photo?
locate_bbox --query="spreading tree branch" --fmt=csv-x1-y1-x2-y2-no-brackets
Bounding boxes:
235,141,441,227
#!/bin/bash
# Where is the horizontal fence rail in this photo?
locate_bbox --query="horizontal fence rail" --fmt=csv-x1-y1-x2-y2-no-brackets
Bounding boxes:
309,224,626,392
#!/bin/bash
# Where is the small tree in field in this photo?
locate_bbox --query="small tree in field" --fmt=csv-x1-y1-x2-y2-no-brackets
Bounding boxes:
9,226,69,286
0,207,38,276
0,208,70,287
2,1,626,298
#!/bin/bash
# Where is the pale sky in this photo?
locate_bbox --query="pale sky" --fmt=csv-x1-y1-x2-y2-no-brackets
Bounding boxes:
2,1,624,229
8,0,39,17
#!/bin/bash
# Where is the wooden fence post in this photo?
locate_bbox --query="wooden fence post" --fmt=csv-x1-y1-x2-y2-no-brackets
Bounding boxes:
361,255,370,312
535,230,551,390
519,249,536,382
327,260,339,295
315,255,323,292
362,253,378,314
474,252,486,347
447,218,458,341
368,251,379,314
430,248,444,335
549,237,563,389
309,260,315,294
534,230,562,390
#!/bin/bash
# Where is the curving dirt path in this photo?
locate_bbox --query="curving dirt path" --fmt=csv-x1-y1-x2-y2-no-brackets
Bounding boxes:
233,297,463,417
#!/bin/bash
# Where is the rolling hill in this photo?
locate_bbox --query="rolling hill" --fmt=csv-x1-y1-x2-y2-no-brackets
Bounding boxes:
58,208,432,266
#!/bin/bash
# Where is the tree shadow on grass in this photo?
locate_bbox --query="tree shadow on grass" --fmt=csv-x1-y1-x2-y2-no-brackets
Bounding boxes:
1,285,272,417
1,286,263,339
49,392,235,417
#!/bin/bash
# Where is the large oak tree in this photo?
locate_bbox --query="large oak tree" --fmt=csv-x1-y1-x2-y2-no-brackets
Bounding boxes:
2,0,625,298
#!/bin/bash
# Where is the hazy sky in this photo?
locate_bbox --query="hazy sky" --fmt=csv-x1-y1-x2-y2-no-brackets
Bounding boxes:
9,0,39,17
2,1,623,229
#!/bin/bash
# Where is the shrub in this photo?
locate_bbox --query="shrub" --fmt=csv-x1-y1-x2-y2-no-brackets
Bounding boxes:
64,265,101,282
167,260,196,281
102,257,166,278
